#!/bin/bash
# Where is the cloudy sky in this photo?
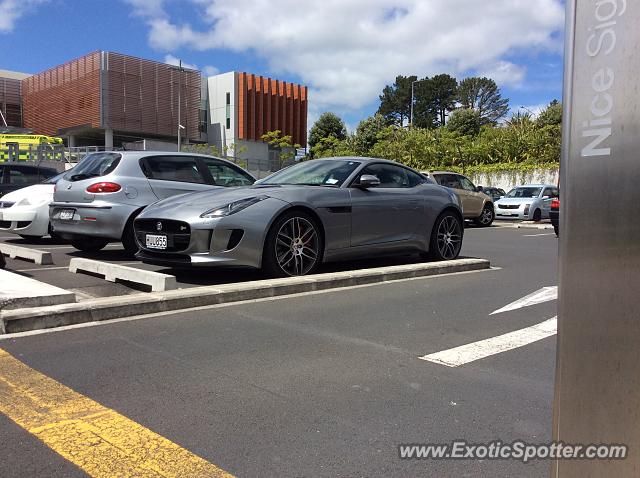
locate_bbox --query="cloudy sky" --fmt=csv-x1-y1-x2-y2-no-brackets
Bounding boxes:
0,0,565,129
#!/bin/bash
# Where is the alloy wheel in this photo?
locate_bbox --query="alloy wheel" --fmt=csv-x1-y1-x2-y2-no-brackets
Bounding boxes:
275,216,319,276
479,207,493,225
436,215,462,260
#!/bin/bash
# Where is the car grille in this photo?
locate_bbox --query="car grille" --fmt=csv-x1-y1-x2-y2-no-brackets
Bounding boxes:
0,221,10,228
134,218,191,252
0,201,15,208
498,204,520,209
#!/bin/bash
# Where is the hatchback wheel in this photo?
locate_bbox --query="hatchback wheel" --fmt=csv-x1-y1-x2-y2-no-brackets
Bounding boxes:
424,211,463,261
263,211,322,277
533,208,542,222
474,205,494,227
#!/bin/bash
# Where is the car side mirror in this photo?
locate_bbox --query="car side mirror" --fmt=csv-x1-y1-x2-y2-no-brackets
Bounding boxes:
356,174,381,188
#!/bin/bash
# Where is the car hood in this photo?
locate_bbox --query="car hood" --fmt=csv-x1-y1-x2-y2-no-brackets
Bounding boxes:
140,184,305,217
496,197,539,205
1,184,55,202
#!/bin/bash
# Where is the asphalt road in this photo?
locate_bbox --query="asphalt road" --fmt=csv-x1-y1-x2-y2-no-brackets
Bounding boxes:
0,224,558,477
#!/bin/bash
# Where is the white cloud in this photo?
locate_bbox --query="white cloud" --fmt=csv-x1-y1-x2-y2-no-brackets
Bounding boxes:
0,0,47,33
478,61,527,88
128,0,564,113
202,65,220,76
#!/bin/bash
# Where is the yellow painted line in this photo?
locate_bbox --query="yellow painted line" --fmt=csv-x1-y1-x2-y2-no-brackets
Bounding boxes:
0,348,234,478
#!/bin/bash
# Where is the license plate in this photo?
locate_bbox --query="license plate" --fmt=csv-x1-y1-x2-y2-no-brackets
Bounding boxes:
146,234,167,249
59,209,75,220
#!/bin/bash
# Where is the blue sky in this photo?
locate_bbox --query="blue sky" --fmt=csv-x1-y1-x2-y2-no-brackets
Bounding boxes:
1,0,565,131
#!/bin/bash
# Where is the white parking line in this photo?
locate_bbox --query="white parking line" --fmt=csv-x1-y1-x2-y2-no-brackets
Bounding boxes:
419,317,557,367
490,286,557,315
523,233,556,237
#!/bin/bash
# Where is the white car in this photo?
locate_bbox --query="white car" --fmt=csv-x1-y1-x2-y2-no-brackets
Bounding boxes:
0,172,63,239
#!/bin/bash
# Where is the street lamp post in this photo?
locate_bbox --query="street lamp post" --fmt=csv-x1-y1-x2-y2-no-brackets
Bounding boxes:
170,60,186,151
410,79,426,127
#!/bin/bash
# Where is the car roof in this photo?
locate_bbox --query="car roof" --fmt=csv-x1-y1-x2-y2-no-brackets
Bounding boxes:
316,156,408,165
421,170,467,176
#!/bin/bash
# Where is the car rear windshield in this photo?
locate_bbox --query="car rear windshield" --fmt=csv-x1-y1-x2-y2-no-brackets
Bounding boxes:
64,152,121,181
505,187,542,198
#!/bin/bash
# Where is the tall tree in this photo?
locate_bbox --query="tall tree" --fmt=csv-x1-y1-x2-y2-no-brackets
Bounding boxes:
457,77,509,125
353,113,387,154
377,75,417,127
413,74,458,128
446,108,482,136
308,112,347,149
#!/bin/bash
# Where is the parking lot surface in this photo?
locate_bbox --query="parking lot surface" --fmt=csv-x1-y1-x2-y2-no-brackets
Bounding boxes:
0,222,558,477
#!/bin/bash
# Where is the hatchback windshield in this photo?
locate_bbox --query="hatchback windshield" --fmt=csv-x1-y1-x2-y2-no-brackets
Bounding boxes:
257,160,361,187
64,152,121,181
505,187,542,198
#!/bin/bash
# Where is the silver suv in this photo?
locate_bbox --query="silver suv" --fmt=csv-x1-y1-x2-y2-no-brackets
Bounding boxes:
50,151,255,254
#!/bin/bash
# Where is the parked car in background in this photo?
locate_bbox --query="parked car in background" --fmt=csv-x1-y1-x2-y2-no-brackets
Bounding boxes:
422,171,494,226
550,197,559,236
136,158,464,276
0,163,58,198
50,152,255,255
479,186,506,202
0,171,64,239
495,184,558,222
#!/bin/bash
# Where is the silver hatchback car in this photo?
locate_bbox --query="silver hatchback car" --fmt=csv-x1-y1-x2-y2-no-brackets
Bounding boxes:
50,151,255,254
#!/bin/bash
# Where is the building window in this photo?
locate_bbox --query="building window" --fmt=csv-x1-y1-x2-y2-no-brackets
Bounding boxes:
226,117,231,129
226,92,230,105
225,92,231,129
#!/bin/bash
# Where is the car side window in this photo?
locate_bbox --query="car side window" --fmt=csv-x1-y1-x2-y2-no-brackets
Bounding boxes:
360,164,412,188
543,188,553,198
458,176,477,192
201,158,254,187
9,167,38,185
551,188,559,198
435,174,461,189
143,156,206,184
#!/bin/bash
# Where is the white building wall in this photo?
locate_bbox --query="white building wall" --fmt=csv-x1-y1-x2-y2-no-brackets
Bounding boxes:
206,72,236,155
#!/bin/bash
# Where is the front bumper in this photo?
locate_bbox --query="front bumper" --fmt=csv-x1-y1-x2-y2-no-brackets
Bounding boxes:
50,201,138,240
495,204,534,220
134,197,287,269
0,206,49,237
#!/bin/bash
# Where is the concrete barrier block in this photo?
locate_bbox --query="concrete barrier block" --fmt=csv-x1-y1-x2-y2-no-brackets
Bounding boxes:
68,258,177,292
0,243,53,265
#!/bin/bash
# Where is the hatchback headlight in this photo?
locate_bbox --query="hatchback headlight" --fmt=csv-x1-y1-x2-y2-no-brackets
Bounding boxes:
200,196,268,218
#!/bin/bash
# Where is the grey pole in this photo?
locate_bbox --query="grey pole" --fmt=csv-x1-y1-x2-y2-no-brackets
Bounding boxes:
410,81,415,127
552,1,639,476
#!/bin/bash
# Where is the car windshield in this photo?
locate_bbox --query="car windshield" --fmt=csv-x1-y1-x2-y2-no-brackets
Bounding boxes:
505,187,542,198
64,152,121,181
257,160,361,187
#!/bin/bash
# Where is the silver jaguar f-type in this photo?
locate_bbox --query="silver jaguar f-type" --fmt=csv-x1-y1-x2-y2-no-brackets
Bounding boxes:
134,157,464,276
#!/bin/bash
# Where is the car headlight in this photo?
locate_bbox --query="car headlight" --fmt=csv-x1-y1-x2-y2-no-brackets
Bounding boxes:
200,196,268,218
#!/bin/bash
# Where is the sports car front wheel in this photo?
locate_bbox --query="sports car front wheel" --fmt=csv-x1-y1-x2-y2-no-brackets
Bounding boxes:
263,211,322,277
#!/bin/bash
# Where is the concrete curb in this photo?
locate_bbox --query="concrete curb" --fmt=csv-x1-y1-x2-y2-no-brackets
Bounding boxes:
0,243,53,265
1,258,490,334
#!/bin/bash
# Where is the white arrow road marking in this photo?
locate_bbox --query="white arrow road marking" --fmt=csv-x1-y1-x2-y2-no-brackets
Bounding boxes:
419,317,557,367
490,286,557,315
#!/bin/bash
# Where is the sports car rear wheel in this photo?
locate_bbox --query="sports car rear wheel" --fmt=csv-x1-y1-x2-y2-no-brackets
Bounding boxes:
263,211,322,277
424,210,463,261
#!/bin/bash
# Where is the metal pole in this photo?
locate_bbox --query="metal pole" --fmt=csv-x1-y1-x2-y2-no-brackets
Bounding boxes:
552,0,640,476
177,60,182,152
410,81,415,127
